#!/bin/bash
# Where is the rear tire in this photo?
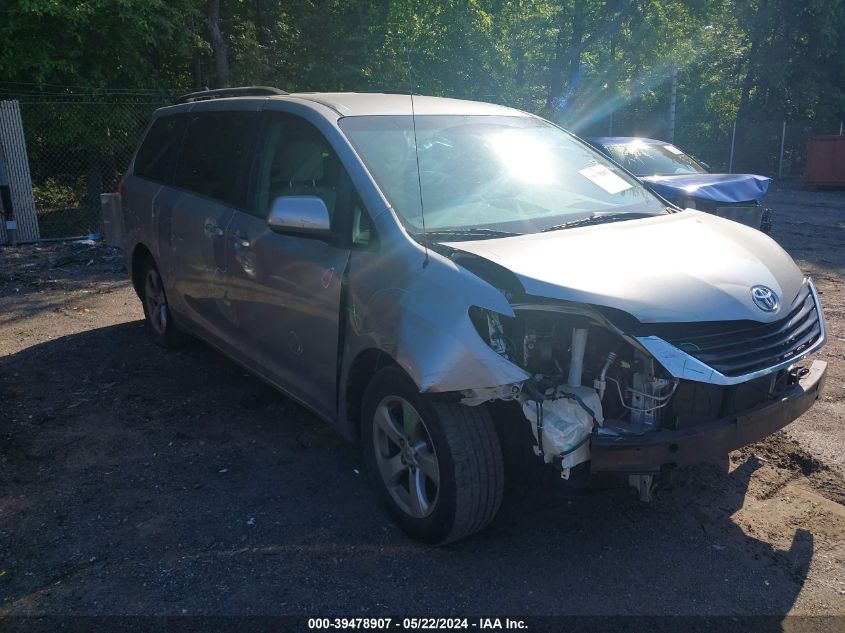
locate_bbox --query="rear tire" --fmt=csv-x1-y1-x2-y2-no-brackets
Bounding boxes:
361,366,504,544
139,257,183,349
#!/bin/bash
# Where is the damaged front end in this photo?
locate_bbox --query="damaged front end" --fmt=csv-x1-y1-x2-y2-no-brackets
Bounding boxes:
460,278,827,492
465,301,679,478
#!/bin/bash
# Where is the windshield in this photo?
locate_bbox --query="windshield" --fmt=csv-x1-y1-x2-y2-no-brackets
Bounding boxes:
601,140,708,177
339,115,665,237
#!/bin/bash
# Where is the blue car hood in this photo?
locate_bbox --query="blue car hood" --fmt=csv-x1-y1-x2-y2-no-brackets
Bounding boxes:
640,173,771,204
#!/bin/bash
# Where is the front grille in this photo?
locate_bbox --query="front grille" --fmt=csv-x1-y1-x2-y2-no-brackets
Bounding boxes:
642,284,822,377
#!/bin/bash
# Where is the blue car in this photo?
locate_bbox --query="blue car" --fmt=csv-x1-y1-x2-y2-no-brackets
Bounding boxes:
589,137,773,233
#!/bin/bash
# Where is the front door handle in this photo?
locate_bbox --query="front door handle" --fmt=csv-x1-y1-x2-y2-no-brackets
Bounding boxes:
233,236,251,251
204,220,223,238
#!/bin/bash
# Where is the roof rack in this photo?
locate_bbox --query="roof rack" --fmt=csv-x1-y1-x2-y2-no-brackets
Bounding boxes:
174,86,289,104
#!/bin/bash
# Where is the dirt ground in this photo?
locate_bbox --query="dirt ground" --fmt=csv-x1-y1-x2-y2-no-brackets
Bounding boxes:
1,190,844,618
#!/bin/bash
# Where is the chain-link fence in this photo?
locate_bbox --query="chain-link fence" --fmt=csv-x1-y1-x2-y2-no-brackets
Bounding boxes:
677,119,845,181
18,96,169,239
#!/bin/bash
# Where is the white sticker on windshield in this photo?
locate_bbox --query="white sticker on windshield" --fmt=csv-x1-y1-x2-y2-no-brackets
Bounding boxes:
664,144,684,155
578,164,632,195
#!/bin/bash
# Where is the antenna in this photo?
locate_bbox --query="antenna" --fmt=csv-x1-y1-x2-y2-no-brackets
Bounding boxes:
406,47,429,267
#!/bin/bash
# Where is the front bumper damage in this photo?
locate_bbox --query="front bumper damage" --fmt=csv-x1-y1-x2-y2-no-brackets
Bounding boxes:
457,276,826,485
590,360,827,474
425,234,826,485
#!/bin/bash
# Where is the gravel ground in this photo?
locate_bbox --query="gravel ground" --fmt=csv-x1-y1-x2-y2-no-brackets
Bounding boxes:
765,190,845,479
1,191,844,618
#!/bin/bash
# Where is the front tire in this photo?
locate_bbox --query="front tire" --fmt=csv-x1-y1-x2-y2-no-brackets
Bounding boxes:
361,367,504,544
139,257,182,349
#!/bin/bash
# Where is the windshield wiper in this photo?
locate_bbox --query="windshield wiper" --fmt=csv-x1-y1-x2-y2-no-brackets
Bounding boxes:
421,228,524,241
541,211,658,233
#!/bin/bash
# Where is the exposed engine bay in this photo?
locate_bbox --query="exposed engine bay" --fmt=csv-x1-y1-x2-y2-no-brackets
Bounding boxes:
421,237,826,501
463,300,797,486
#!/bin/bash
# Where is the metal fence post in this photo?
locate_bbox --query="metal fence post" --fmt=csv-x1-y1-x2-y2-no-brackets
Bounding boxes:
0,100,40,243
668,67,677,142
778,120,787,179
728,120,736,173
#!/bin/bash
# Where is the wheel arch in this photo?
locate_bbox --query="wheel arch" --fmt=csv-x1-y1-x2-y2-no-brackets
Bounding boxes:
130,242,154,298
341,348,403,442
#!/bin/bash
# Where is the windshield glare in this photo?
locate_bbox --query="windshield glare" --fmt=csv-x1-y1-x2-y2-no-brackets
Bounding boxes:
602,140,708,177
339,115,665,237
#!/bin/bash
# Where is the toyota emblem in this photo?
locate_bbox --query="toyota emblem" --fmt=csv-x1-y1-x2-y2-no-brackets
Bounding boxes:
751,285,779,312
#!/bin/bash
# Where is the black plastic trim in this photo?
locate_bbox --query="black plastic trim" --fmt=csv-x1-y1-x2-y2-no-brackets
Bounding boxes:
589,360,827,474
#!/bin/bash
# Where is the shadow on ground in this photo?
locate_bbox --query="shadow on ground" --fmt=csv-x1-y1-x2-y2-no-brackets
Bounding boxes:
0,321,821,619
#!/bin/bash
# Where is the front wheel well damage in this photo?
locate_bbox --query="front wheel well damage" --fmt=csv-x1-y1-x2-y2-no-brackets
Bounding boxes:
344,347,521,484
345,348,398,441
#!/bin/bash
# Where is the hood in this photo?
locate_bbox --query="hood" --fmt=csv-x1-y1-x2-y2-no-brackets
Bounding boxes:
445,211,804,324
640,173,771,204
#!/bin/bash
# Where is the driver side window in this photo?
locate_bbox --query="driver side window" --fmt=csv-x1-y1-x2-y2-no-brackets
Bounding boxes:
254,114,344,223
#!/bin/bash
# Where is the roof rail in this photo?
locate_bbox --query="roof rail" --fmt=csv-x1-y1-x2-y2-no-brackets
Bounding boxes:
174,86,289,105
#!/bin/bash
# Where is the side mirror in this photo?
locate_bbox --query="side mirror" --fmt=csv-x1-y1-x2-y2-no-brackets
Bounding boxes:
267,196,331,238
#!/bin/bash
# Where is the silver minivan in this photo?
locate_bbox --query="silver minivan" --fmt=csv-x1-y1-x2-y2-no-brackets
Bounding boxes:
112,87,827,544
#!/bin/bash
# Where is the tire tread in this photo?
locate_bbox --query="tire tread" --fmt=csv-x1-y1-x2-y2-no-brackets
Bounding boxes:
431,400,504,544
361,367,505,545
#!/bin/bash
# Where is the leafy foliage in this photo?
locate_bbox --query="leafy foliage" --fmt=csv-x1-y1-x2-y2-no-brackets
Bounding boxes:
1,0,842,150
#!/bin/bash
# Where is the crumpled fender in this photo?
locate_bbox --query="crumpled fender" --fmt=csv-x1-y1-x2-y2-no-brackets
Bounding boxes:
397,268,530,392
347,213,529,394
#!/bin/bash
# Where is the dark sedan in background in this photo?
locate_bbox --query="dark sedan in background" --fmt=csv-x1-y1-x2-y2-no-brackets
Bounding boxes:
589,137,773,233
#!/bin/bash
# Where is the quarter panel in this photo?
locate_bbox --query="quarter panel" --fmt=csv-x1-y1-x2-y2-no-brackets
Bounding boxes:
122,175,162,264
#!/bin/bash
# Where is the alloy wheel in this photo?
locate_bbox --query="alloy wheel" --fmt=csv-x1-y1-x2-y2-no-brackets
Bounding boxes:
144,267,168,335
372,396,440,519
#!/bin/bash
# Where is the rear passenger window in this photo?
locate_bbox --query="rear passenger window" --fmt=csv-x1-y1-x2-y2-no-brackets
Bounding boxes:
174,112,258,207
135,116,186,183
